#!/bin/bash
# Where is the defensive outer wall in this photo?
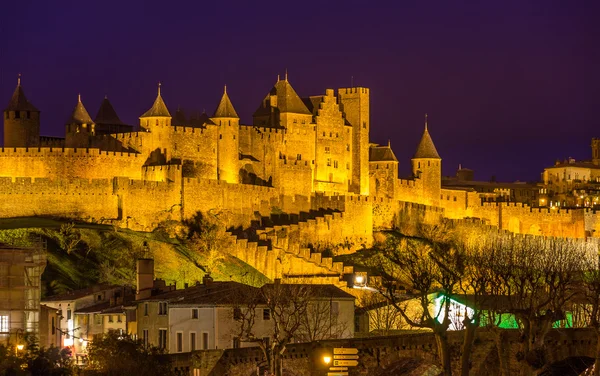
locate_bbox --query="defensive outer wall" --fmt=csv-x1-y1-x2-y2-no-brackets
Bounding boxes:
169,328,597,376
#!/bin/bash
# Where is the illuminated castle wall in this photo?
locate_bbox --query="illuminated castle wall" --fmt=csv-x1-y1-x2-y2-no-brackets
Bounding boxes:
0,77,592,239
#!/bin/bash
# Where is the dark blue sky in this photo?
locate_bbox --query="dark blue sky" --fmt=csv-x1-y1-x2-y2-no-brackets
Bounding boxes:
1,0,597,182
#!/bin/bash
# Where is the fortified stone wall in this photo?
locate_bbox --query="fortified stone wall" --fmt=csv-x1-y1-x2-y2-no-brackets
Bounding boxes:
472,202,587,238
0,177,118,221
0,148,143,180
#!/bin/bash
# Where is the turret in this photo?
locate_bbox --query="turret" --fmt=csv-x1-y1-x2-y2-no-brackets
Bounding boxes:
412,114,441,206
211,86,240,183
65,94,95,148
94,96,132,134
3,75,40,147
139,83,172,130
252,75,312,128
139,83,172,164
338,87,370,195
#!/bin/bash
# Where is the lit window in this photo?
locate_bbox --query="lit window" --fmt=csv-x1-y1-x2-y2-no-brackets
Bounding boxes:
0,316,8,333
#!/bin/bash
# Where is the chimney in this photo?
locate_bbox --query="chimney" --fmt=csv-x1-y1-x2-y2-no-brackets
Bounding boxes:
203,274,213,286
136,258,154,300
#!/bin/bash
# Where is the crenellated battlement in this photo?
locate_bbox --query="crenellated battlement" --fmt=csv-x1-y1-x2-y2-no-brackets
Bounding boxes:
0,147,140,158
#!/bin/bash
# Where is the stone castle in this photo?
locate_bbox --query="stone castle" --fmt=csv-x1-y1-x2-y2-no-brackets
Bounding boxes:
1,75,598,244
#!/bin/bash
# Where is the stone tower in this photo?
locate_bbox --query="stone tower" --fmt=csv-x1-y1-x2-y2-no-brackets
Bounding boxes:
139,83,172,164
3,75,40,147
211,86,240,183
65,94,95,148
94,96,132,134
338,87,370,196
412,115,441,206
592,138,600,166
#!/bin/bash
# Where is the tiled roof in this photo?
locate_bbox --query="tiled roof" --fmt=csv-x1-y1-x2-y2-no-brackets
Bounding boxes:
414,127,440,159
213,89,239,118
141,86,171,118
68,95,94,125
42,284,121,302
136,281,262,305
94,97,124,125
172,107,187,126
4,84,39,112
254,79,312,117
370,145,398,162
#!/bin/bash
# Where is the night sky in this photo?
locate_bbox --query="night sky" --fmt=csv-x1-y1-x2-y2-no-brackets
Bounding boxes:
1,0,597,182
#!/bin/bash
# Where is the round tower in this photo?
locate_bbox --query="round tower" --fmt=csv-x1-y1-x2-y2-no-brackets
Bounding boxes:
211,85,240,184
411,114,441,206
65,94,96,148
139,83,172,164
3,75,40,147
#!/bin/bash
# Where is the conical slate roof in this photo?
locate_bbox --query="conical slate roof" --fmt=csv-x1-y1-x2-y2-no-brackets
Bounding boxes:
253,79,311,117
68,95,94,124
414,125,440,159
370,144,398,162
141,85,171,118
4,81,39,112
213,87,239,118
95,97,124,125
172,107,187,126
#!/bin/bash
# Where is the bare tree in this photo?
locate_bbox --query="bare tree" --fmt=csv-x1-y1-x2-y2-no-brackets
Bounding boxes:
357,291,406,336
578,240,600,375
376,222,465,376
488,235,588,375
234,282,312,376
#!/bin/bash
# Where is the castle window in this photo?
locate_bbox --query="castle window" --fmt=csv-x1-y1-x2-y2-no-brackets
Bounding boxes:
294,119,297,123
26,111,31,119
454,197,457,201
297,154,301,160
447,195,450,200
325,147,330,154
346,163,349,169
334,160,338,168
14,111,20,119
440,195,443,199
327,158,331,166
428,161,430,167
233,135,236,140
330,132,332,137
346,144,350,151
336,133,339,137
418,162,421,168
156,119,158,126
362,121,366,129
323,132,326,136
219,134,222,139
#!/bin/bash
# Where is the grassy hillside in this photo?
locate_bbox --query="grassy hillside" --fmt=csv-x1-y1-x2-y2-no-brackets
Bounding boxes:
0,217,270,297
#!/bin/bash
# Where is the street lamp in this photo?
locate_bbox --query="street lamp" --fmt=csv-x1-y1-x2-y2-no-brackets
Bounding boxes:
16,344,24,351
323,355,332,365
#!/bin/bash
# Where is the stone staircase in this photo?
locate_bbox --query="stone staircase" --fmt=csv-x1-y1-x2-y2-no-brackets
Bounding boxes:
224,210,357,289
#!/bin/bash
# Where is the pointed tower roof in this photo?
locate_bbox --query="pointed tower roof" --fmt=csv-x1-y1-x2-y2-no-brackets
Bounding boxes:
413,114,441,159
94,96,124,125
172,106,187,126
68,94,94,124
253,78,312,117
141,83,171,118
4,75,39,112
213,86,239,118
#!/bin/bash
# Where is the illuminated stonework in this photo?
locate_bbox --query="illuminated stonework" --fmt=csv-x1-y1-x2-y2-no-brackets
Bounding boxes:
0,77,595,239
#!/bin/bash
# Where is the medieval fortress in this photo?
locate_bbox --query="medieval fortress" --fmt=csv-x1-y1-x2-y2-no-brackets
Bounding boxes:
1,76,597,252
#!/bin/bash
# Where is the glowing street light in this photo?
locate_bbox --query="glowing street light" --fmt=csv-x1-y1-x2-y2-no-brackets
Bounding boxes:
16,344,24,351
323,355,332,365
353,273,367,288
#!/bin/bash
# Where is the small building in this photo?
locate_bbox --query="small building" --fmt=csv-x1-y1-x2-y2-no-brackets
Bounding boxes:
41,284,124,353
0,242,46,346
